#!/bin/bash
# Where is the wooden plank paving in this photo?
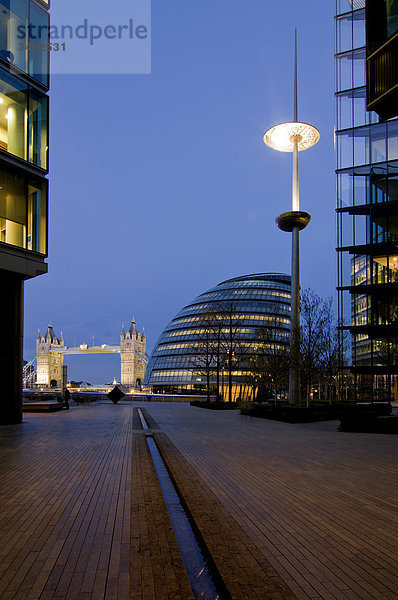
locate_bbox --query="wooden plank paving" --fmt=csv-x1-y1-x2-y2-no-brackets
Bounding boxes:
2,400,397,600
130,429,193,600
142,402,398,600
154,431,297,600
0,404,132,600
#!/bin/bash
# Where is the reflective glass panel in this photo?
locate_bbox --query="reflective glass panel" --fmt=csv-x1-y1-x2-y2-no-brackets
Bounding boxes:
352,87,379,127
353,174,368,205
341,212,353,247
337,130,353,169
337,91,353,129
28,89,47,168
336,14,352,53
353,126,370,166
387,174,398,202
0,0,28,72
336,52,352,91
336,0,365,13
29,1,49,85
388,121,398,161
27,179,47,253
386,0,398,38
353,87,366,127
353,48,366,87
352,9,365,48
354,214,367,245
338,171,353,208
371,176,388,204
336,0,353,14
371,123,387,164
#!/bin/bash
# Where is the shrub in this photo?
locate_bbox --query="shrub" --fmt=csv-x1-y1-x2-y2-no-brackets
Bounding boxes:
339,402,392,431
241,402,348,423
190,400,239,410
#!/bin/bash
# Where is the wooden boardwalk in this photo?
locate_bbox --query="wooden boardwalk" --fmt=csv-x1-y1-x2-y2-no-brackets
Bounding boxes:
154,431,297,600
1,401,398,600
0,404,132,600
143,403,398,600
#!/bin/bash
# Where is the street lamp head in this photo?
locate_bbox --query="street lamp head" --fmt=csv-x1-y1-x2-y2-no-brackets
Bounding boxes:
263,121,320,153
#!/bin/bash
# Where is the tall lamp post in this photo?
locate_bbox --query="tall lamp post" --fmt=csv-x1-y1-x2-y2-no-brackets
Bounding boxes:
263,32,320,404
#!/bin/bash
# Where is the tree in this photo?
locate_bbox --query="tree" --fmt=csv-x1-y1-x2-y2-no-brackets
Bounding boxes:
218,302,252,402
255,326,289,403
204,307,226,401
247,338,268,402
247,327,289,403
189,311,218,401
318,298,348,403
292,289,332,406
379,337,398,367
377,336,398,401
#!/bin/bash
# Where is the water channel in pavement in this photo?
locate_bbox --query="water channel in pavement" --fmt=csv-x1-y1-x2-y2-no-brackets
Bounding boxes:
137,408,228,600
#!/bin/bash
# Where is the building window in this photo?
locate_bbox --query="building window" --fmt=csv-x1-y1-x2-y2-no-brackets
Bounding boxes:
0,0,29,72
0,162,47,253
336,0,365,16
0,0,49,87
0,67,26,160
28,0,49,86
0,66,48,168
28,89,48,167
386,0,398,38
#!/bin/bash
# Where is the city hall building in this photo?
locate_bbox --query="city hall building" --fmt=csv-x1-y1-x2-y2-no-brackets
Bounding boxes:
335,0,398,400
0,0,49,423
144,273,291,400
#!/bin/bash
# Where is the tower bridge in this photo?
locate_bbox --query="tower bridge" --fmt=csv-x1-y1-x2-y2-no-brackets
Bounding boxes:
35,318,147,389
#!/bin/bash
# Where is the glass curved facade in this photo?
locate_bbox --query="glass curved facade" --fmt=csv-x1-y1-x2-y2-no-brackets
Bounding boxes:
145,273,291,399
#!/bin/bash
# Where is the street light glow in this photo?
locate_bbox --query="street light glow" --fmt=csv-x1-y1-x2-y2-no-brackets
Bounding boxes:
263,122,320,152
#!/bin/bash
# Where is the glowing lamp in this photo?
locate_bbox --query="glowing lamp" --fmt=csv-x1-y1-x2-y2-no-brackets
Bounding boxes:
263,122,320,153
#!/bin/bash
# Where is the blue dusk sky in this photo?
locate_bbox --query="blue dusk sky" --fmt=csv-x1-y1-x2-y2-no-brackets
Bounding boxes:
24,0,336,383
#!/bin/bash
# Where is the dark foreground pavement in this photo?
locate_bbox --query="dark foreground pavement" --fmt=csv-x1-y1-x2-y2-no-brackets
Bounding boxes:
0,401,397,600
142,402,398,600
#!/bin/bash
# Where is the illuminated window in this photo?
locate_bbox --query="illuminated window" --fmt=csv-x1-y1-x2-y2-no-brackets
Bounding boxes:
0,163,47,253
0,67,48,168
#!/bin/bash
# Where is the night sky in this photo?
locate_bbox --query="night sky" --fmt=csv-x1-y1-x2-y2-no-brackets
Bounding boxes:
24,0,336,384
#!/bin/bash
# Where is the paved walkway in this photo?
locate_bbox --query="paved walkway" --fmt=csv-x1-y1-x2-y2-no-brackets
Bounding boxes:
0,401,397,600
0,404,131,600
141,402,398,600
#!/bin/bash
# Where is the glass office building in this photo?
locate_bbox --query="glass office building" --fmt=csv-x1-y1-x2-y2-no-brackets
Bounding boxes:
145,273,291,400
0,0,49,424
335,0,398,401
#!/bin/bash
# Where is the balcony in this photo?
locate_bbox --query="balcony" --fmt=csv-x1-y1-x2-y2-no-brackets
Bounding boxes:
366,30,398,119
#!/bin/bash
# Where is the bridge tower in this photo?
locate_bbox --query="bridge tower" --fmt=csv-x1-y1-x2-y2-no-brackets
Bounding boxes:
120,318,146,388
36,324,64,387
